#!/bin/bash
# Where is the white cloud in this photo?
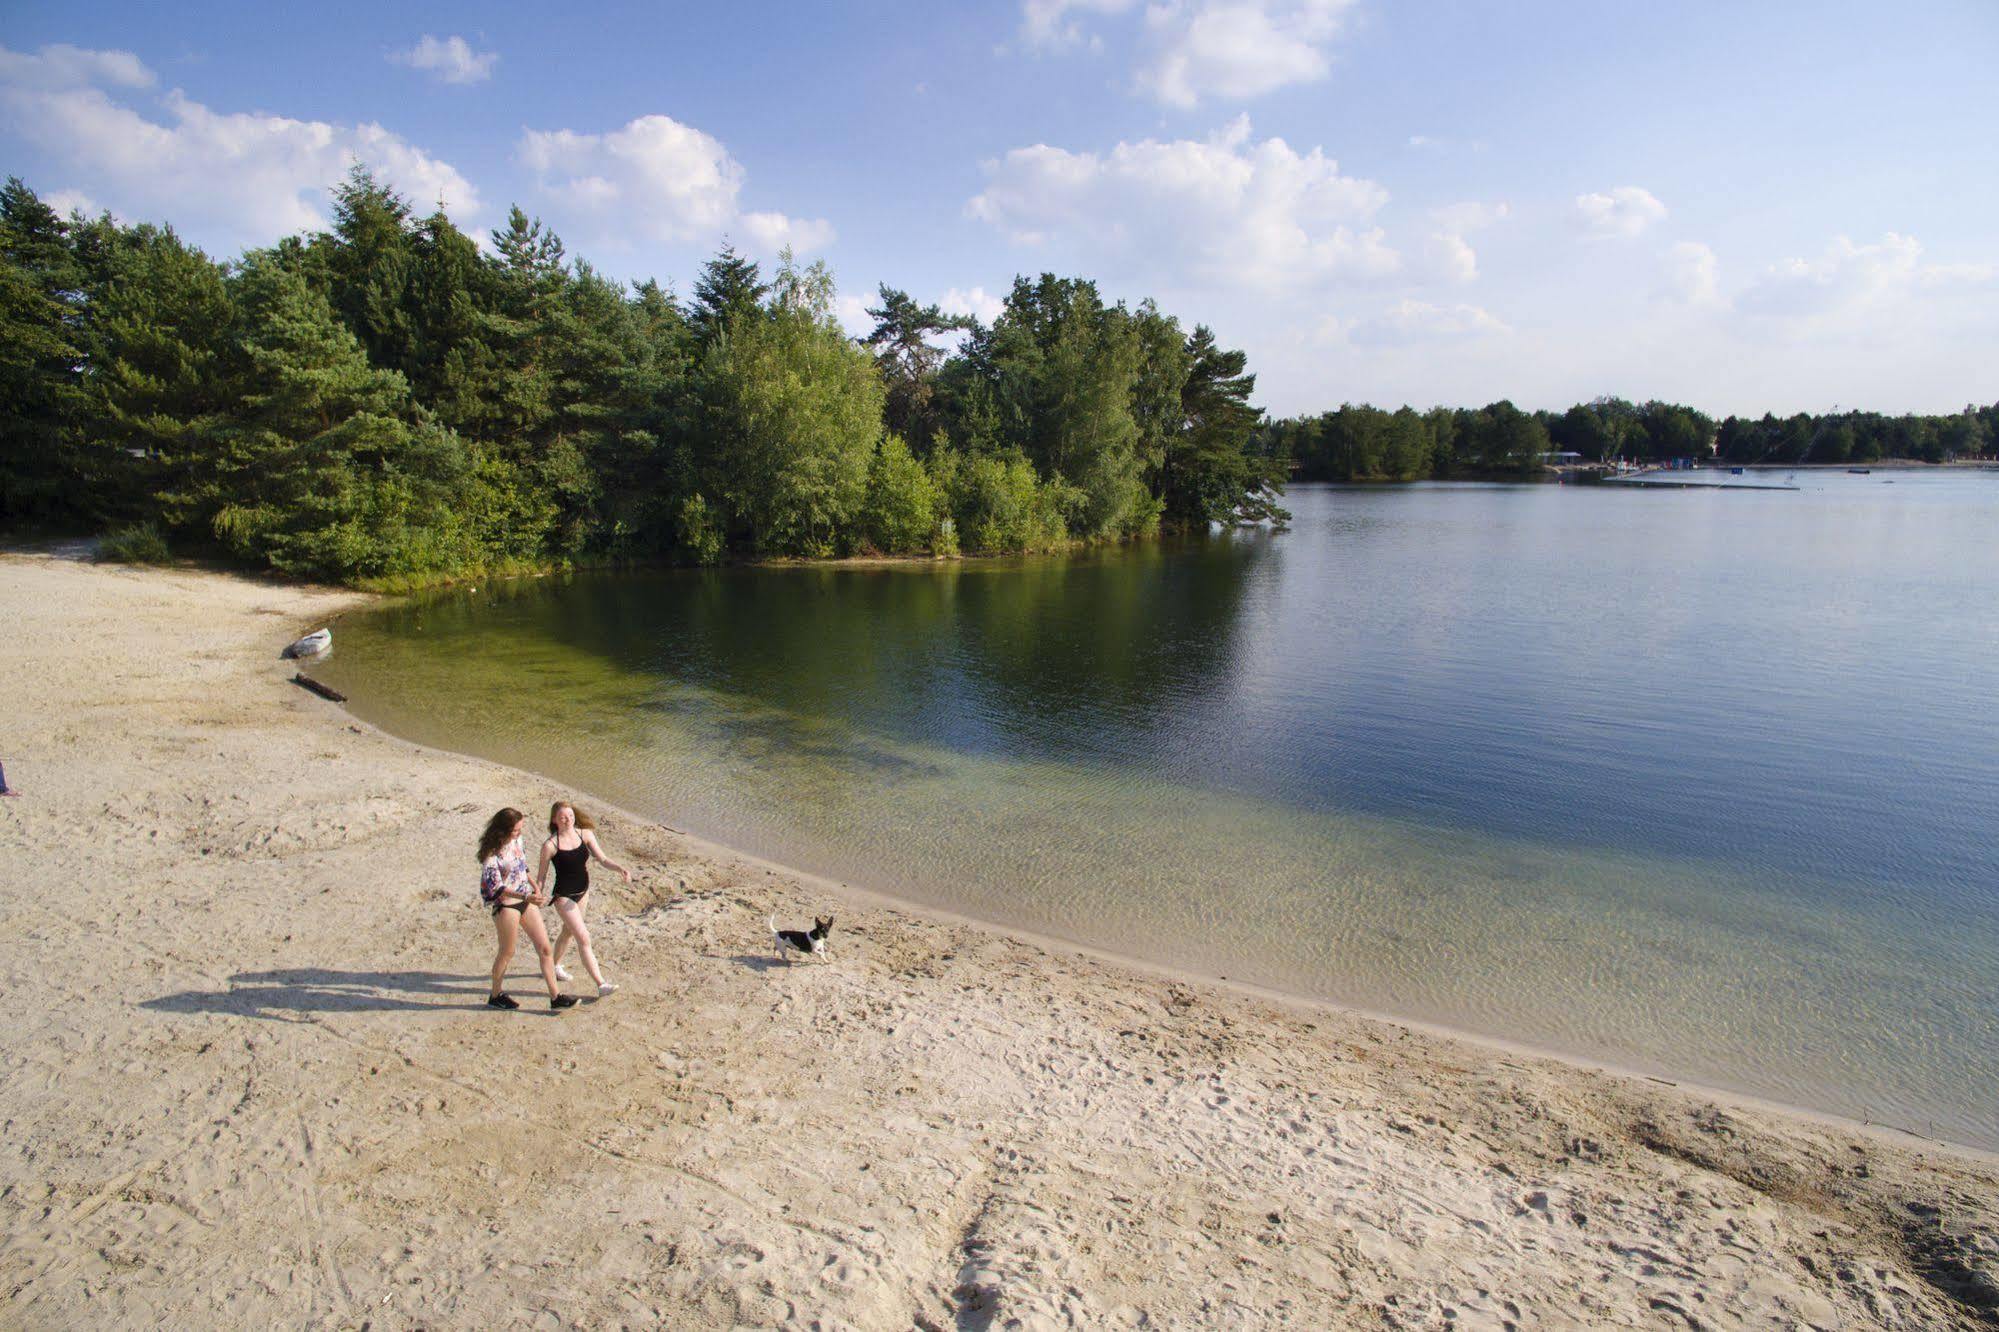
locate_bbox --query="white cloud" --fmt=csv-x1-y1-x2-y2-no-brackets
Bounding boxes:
0,44,479,244
0,43,153,92
741,210,836,254
1919,262,1999,287
1738,232,1944,321
1575,185,1666,239
1424,232,1479,283
1021,0,1136,48
1138,0,1358,107
391,35,498,87
942,285,1008,324
1019,0,1356,105
1351,298,1511,346
519,114,831,255
835,293,875,338
42,188,100,218
968,115,1395,290
1424,200,1508,283
1662,240,1720,306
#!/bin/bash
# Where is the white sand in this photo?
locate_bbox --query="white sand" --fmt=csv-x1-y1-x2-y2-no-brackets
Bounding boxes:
1,552,1994,1329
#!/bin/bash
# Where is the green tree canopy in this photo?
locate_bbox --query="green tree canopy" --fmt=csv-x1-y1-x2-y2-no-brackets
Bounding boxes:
198,255,473,580
700,253,885,555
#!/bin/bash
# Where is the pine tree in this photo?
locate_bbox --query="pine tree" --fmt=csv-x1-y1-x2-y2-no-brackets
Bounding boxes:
863,285,971,446
467,207,577,554
0,178,85,524
689,244,767,347
482,206,565,447
578,275,693,552
83,222,234,530
323,166,418,374
404,205,500,437
1164,325,1282,525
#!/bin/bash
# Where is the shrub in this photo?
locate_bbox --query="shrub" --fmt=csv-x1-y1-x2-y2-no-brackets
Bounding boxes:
98,521,171,564
948,450,1068,554
861,434,940,555
675,493,726,565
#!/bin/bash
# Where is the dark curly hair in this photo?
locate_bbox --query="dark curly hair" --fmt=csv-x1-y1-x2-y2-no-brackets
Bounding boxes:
478,807,525,862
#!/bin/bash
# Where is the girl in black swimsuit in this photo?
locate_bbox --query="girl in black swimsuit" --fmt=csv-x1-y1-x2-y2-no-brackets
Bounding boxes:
536,801,633,997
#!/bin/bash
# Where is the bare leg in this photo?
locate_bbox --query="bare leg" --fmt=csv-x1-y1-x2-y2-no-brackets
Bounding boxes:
546,907,574,983
551,912,570,967
553,895,606,988
518,904,561,1000
490,906,519,999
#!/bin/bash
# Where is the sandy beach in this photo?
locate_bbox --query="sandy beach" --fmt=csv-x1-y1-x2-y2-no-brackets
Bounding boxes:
0,551,1994,1330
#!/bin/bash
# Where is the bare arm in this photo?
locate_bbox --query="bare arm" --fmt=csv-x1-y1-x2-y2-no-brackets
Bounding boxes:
535,838,555,899
583,830,633,882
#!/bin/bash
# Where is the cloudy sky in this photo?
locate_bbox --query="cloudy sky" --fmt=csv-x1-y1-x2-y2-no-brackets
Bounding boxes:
3,1,1994,417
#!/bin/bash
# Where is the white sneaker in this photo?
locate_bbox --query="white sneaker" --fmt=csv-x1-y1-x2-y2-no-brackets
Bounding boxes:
554,965,573,982
598,981,618,997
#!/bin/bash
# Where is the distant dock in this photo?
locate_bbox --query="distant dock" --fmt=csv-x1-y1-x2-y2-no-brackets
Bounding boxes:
1601,471,1801,492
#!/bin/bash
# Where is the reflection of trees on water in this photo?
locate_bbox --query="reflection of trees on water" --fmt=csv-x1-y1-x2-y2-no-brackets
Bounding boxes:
331,537,1280,810
576,534,1281,771
946,534,1277,762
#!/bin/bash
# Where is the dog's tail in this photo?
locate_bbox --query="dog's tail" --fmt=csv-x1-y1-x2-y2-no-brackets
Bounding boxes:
768,916,779,937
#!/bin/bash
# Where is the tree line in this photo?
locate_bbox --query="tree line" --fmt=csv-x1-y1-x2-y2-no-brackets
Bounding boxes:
1265,397,1998,483
0,171,1283,586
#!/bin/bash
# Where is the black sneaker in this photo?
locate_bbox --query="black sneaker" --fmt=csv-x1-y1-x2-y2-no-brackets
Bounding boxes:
550,995,579,1010
487,993,520,1010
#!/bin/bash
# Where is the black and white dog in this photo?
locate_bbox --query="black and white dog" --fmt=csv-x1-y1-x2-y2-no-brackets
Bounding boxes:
769,915,835,963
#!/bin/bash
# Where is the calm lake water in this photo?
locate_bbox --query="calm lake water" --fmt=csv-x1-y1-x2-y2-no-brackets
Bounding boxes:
318,470,1999,1149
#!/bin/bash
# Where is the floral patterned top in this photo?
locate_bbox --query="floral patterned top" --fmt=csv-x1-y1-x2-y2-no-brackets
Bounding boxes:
480,837,534,906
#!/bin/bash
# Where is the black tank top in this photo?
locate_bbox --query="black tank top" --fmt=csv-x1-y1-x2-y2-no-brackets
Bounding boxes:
551,839,590,895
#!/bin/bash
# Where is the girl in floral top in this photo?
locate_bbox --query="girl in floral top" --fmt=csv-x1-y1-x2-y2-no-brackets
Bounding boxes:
478,807,575,1011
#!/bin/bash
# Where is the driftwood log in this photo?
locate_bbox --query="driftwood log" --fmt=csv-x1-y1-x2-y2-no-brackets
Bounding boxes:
290,673,347,703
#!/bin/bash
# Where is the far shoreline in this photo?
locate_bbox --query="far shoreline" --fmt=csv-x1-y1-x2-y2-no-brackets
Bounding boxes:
40,458,1997,590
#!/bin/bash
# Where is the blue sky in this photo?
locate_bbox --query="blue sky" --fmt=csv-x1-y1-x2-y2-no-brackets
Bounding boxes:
3,0,1995,417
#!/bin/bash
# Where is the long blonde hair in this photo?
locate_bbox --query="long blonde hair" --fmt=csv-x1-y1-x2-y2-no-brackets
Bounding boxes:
548,800,596,835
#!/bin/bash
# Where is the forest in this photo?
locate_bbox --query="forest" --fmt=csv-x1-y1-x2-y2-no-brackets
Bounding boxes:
0,171,1281,586
1265,396,1998,483
6,170,1994,586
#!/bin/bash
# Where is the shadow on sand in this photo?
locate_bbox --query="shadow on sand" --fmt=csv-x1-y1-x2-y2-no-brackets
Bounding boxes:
141,968,494,1020
706,952,794,973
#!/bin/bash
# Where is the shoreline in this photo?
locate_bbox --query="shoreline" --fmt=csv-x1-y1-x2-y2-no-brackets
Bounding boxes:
327,678,1997,1166
5,551,1996,1328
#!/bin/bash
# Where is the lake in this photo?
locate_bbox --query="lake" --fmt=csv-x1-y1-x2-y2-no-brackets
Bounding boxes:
316,469,1999,1149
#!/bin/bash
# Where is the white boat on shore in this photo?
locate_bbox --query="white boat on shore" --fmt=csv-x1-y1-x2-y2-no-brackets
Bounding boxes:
280,628,331,659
